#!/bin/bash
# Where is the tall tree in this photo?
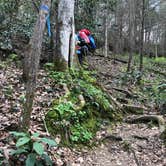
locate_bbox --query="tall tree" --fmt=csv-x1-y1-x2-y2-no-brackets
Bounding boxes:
127,0,135,71
54,0,75,71
104,0,109,57
139,0,145,72
114,0,124,55
20,0,51,131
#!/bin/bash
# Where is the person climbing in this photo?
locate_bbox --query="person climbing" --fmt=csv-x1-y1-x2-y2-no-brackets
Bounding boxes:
75,28,96,65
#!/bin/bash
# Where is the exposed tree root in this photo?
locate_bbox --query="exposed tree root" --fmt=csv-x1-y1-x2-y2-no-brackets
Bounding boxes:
131,148,140,166
95,82,122,111
147,68,166,77
117,97,129,104
132,135,149,141
122,104,147,114
74,94,86,111
160,128,166,145
112,58,128,64
102,134,123,141
125,115,165,132
112,87,134,98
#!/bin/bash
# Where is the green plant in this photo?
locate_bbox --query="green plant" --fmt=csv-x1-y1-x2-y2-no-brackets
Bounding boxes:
154,57,166,64
0,62,7,69
122,140,131,151
3,85,13,98
9,132,57,166
8,53,18,61
44,63,54,71
46,68,116,146
70,124,92,143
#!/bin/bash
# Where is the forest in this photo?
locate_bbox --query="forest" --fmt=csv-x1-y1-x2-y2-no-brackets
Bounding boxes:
0,0,166,165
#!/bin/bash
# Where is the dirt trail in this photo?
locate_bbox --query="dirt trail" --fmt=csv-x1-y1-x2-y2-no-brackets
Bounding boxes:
0,56,165,165
79,56,166,166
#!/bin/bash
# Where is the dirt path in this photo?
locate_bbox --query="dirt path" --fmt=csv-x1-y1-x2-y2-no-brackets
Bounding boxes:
78,56,166,166
0,56,165,165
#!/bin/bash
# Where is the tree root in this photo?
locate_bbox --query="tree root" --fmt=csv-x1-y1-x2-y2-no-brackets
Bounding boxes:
131,148,140,166
132,135,149,141
147,68,166,77
95,82,122,111
160,128,166,145
112,58,128,64
102,134,123,141
122,104,147,114
74,94,86,111
125,115,165,132
112,87,135,98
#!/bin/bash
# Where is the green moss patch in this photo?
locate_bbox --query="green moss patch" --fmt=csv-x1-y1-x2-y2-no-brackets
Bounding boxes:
45,68,118,146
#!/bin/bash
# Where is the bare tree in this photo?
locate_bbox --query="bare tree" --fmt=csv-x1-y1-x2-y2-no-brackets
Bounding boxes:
20,0,51,131
104,0,109,57
127,0,135,71
139,0,145,72
54,0,75,71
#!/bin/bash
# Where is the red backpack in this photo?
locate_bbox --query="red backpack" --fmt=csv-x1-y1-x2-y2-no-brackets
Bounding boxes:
79,31,90,43
79,29,91,36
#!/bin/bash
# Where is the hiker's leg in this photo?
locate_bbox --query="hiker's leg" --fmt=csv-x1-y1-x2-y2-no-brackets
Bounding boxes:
78,53,83,65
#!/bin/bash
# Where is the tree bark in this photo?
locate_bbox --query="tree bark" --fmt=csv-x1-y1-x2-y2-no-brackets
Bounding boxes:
54,0,75,71
104,0,109,57
127,0,135,72
20,0,51,131
139,0,145,72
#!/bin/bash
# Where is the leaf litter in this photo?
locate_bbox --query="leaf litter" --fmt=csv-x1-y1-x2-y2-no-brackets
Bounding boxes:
0,57,165,166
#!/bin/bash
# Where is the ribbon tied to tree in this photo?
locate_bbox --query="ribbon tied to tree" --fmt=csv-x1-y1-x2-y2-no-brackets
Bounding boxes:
40,4,51,37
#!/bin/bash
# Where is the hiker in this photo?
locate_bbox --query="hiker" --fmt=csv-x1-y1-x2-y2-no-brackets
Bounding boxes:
76,29,96,65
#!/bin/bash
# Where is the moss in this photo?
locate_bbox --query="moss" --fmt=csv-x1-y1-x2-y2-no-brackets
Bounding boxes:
45,68,118,146
54,58,68,71
82,118,98,133
0,62,6,69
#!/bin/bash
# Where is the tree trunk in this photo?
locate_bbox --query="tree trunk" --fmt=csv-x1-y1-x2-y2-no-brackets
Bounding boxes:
127,0,134,72
104,16,108,57
54,0,75,71
139,0,145,72
104,4,108,58
155,44,158,58
20,0,51,131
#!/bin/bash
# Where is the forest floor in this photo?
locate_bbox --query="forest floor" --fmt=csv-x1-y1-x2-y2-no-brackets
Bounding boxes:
0,54,165,165
79,55,166,166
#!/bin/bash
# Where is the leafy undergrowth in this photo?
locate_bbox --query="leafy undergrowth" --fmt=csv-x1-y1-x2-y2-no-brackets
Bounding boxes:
45,67,119,147
85,55,166,165
0,58,86,165
102,54,166,113
0,57,120,165
6,132,57,166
